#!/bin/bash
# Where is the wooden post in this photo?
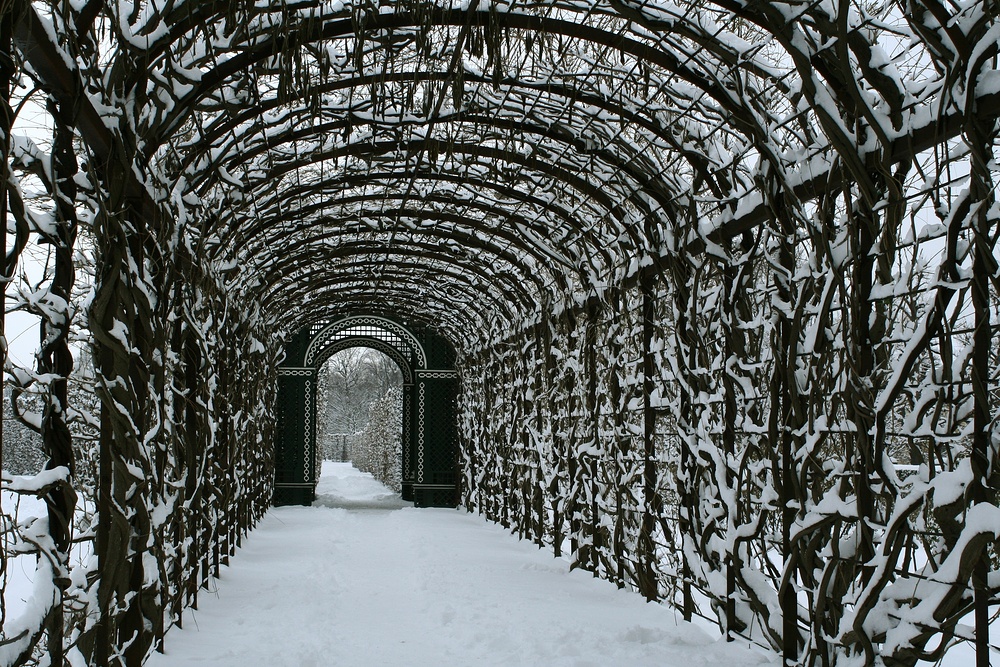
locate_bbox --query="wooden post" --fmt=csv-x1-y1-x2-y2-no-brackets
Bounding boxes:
767,176,800,667
639,266,659,601
967,106,996,667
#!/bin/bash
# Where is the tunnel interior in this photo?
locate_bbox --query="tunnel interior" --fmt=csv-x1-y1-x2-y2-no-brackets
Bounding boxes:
1,1,998,666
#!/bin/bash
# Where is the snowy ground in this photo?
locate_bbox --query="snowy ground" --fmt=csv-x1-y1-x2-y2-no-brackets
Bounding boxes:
146,462,776,667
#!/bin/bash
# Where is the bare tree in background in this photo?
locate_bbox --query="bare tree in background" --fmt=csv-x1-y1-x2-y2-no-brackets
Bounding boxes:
316,348,403,462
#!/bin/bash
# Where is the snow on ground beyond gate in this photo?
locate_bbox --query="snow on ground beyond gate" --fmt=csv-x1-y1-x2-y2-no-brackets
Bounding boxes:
147,462,775,667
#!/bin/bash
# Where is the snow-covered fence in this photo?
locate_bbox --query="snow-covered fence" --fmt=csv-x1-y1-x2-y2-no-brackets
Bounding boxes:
463,224,1000,663
461,187,1000,667
77,213,280,665
0,39,281,664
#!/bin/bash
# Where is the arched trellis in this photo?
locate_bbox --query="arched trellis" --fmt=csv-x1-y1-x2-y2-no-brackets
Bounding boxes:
275,315,459,506
1,1,998,666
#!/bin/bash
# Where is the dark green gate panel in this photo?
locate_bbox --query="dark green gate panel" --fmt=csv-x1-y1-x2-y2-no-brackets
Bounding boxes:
274,368,318,505
401,383,416,502
413,371,459,508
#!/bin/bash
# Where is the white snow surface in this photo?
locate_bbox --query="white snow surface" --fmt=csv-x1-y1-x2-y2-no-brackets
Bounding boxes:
147,461,776,667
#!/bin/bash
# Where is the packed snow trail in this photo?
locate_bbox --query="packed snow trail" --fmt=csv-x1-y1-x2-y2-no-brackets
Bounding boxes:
146,462,774,667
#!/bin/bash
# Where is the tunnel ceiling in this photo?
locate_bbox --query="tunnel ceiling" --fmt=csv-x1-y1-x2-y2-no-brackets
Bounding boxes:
26,0,959,351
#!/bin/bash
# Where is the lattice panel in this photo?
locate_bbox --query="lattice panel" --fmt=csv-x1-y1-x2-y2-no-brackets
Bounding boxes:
417,375,458,486
274,373,314,491
402,385,413,481
274,377,294,483
315,337,413,384
274,383,290,483
304,316,427,367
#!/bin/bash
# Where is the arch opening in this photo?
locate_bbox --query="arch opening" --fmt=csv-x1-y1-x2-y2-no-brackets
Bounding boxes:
317,347,405,493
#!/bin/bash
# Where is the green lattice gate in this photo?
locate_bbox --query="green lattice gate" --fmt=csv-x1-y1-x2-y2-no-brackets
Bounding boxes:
274,316,459,507
410,371,460,507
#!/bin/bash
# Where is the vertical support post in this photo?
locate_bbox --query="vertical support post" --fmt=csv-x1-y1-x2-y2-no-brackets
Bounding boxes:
585,299,601,574
850,190,878,594
566,315,581,557
639,266,659,601
537,321,550,545
169,285,185,628
767,178,800,667
549,317,566,559
607,288,627,589
673,263,694,621
41,94,80,666
184,330,202,613
721,247,740,641
967,110,997,667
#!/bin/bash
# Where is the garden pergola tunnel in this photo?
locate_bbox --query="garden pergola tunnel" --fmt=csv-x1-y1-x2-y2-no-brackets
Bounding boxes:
0,1,998,666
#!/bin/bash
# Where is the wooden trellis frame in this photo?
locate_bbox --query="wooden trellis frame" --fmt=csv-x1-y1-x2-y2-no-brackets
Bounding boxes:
0,1,996,665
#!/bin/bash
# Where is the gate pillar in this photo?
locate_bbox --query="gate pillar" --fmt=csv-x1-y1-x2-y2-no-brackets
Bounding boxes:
412,370,459,507
274,367,319,505
401,382,416,501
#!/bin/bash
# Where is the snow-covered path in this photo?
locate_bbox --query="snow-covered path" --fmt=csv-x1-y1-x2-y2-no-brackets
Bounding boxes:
147,462,774,667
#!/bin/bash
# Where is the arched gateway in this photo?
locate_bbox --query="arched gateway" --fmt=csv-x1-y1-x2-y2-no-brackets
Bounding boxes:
273,316,459,507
